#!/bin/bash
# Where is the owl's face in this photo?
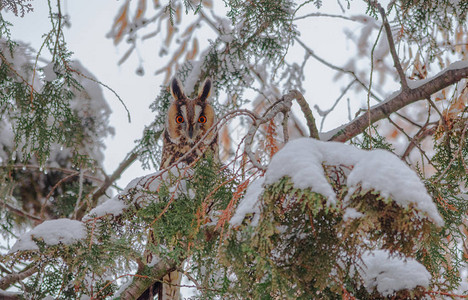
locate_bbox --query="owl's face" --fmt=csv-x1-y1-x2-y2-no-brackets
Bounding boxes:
166,77,216,145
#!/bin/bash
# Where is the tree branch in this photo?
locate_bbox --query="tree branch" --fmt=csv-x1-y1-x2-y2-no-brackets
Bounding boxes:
0,265,38,290
375,2,408,90
120,258,178,299
75,151,139,220
327,64,468,142
245,90,319,170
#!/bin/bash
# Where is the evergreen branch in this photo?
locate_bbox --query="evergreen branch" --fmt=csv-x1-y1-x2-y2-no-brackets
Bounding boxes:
327,64,468,142
434,123,468,183
0,51,37,94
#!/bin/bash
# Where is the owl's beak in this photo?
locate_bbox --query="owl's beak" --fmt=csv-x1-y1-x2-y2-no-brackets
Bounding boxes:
187,126,194,139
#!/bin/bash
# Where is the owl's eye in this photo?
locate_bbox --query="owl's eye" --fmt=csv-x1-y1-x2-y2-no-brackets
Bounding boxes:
176,116,184,123
198,116,207,123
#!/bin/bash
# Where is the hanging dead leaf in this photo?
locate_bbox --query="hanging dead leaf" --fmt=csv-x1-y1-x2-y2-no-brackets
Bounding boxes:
202,0,213,8
165,19,175,47
389,129,399,139
175,3,182,24
110,1,130,45
265,119,279,158
221,126,232,161
185,38,198,60
182,23,196,38
134,0,146,21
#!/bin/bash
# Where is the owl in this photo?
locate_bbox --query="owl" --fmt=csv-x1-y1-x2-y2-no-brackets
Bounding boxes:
139,78,219,300
160,77,219,169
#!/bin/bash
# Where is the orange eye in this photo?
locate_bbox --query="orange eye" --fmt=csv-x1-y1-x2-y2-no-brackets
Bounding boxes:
198,116,207,123
176,116,184,123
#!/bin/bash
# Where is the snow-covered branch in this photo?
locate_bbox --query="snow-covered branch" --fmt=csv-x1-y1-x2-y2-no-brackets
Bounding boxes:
327,62,468,142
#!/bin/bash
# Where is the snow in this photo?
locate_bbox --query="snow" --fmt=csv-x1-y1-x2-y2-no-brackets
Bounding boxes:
359,249,431,296
83,196,128,221
408,60,468,89
230,178,264,227
343,208,364,221
181,60,203,96
42,62,57,81
84,165,192,220
265,140,340,205
264,138,444,225
10,219,86,252
447,59,468,70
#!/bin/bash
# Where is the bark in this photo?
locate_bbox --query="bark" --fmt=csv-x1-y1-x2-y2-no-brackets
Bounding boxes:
328,65,468,142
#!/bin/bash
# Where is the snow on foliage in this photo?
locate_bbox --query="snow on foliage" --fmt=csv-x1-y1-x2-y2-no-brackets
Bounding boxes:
241,138,443,226
230,178,264,227
0,39,113,166
84,196,128,221
9,219,86,252
84,165,192,220
359,250,431,296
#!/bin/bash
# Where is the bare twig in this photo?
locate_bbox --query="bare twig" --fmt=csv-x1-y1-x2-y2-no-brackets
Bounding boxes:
401,125,437,159
316,80,356,131
1,164,104,183
295,37,382,102
75,151,139,220
245,90,319,170
374,2,408,90
2,201,43,222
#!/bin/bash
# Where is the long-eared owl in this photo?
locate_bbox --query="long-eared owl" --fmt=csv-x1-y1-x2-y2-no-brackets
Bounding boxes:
160,77,219,169
140,78,219,300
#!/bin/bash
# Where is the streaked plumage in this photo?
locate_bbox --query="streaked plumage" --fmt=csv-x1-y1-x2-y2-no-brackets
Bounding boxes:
160,77,219,169
142,78,219,300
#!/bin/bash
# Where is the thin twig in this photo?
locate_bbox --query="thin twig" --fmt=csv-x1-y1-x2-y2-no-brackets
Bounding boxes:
75,151,139,220
295,37,382,102
375,2,408,90
2,201,43,222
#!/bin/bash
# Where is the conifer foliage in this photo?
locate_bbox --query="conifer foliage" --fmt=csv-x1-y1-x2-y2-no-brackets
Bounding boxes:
1,0,468,299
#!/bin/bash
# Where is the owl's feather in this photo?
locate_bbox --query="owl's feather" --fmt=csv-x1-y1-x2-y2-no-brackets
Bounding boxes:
161,77,219,169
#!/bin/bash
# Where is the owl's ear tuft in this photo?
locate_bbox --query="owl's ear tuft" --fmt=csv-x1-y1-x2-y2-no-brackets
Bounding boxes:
198,78,212,102
170,77,185,101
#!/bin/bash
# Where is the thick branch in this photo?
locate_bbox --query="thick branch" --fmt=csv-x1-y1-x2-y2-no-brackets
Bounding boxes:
120,258,178,299
0,290,20,300
328,64,468,142
0,265,38,290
